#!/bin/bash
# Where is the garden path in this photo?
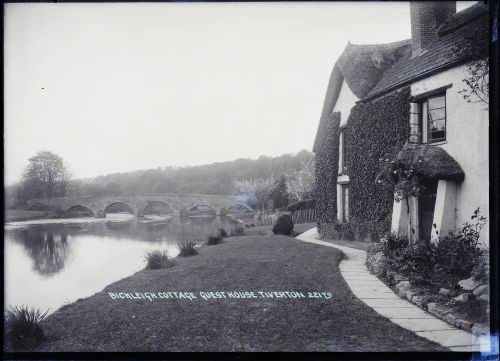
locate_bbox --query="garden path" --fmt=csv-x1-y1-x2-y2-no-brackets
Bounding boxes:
296,228,490,352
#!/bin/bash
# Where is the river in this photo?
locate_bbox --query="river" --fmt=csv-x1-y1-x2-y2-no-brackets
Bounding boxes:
4,214,241,315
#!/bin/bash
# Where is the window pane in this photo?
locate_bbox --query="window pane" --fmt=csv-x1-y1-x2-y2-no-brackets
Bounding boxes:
422,101,428,143
430,118,446,131
429,130,446,141
409,106,421,143
428,107,445,121
429,118,446,141
428,95,445,110
343,133,348,173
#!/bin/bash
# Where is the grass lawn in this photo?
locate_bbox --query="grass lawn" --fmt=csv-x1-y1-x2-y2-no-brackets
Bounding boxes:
30,234,446,352
243,222,316,237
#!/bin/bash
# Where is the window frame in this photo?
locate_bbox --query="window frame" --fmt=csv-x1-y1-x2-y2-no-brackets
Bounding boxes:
341,184,349,223
338,127,348,175
409,93,447,144
426,94,447,143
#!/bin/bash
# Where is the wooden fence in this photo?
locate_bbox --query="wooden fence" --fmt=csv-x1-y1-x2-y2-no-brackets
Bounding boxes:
231,208,316,226
290,208,316,224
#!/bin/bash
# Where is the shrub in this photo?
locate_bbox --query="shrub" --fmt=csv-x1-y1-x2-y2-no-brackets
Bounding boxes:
433,208,487,281
374,209,488,286
367,251,389,278
379,233,408,259
366,242,383,256
144,249,173,269
396,238,435,285
229,226,244,236
206,233,223,246
334,222,355,241
372,233,431,285
472,251,489,284
216,228,228,238
272,214,294,235
177,240,198,257
4,305,48,350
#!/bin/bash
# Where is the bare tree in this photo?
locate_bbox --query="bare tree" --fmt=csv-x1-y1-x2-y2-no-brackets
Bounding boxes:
23,151,71,199
286,158,315,201
234,175,275,211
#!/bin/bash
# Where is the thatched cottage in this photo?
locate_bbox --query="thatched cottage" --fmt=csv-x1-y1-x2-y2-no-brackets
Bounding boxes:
313,2,489,245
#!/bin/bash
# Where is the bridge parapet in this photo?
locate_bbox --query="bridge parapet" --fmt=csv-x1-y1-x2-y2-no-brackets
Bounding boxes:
28,193,245,218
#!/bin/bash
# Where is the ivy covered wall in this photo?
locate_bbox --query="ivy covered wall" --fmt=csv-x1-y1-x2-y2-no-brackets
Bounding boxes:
345,87,411,241
314,112,341,233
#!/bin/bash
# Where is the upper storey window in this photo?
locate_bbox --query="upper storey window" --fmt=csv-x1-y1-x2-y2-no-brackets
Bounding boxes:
338,128,348,175
409,94,446,144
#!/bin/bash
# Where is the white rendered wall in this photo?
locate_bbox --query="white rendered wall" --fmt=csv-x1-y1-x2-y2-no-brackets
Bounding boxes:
410,64,489,245
431,180,457,244
391,196,408,236
333,79,359,127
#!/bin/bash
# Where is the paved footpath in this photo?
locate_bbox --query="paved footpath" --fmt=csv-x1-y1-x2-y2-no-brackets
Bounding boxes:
296,228,491,352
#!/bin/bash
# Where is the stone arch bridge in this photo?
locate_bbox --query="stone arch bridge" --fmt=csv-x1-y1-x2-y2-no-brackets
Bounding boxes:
28,193,252,218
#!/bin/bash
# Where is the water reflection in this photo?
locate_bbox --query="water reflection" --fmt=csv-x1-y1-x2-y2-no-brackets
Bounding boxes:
4,216,240,313
15,228,70,276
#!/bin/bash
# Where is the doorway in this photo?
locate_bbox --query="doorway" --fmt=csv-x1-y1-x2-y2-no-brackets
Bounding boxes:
418,179,438,241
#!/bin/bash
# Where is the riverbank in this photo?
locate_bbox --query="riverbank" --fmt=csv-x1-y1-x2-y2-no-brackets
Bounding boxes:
25,232,446,352
4,209,56,222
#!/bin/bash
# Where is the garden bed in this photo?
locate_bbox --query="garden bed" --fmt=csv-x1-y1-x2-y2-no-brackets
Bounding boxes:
366,242,490,336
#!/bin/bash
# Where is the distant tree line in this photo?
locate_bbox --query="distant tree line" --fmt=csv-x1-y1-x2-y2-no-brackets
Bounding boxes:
6,150,314,210
68,149,314,198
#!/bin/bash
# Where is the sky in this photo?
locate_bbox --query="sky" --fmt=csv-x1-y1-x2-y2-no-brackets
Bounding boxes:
4,2,476,185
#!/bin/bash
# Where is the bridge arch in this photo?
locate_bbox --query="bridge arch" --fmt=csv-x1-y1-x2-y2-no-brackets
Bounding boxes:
187,204,217,217
141,201,174,216
104,201,134,217
65,204,95,217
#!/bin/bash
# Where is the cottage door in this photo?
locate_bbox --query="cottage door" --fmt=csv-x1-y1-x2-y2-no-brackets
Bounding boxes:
418,179,438,241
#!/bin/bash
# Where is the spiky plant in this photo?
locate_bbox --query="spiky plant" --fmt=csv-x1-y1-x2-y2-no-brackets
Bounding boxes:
4,305,48,350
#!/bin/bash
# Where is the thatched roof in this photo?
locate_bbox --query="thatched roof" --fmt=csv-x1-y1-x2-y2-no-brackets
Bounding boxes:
336,40,411,99
313,66,343,152
313,40,410,152
392,143,465,182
